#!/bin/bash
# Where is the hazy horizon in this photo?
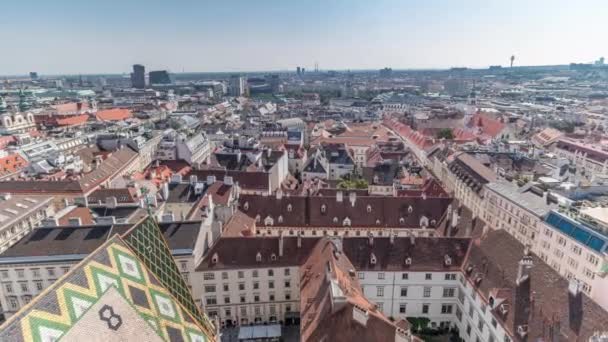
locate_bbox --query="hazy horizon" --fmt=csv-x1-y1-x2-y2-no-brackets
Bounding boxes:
2,0,607,75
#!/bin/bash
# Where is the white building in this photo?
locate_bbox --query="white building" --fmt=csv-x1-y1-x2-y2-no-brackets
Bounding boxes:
555,139,608,178
195,235,309,327
229,75,247,97
0,194,55,253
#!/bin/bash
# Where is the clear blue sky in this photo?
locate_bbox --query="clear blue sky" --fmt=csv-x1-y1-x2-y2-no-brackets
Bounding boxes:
1,0,607,75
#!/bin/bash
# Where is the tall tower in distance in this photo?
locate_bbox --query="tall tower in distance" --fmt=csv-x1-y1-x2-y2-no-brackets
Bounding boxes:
131,64,146,89
510,55,515,68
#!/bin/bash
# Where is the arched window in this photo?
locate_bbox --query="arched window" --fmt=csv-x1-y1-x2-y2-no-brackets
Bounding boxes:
256,252,262,262
321,204,327,213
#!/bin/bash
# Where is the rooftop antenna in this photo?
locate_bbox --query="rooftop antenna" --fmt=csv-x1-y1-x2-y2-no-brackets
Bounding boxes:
510,55,515,68
315,61,319,73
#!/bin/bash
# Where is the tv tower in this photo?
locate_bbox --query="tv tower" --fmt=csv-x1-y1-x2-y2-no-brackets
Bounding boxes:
510,55,515,68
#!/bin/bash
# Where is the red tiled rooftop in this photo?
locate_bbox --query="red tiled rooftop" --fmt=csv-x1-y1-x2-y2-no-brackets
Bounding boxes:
95,108,132,121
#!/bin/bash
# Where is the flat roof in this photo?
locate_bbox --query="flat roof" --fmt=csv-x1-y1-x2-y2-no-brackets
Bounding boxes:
486,181,555,217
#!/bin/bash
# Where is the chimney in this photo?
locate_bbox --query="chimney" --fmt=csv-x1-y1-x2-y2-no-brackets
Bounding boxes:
206,175,216,185
514,254,533,333
409,232,415,245
568,279,583,334
161,182,169,200
389,230,395,244
297,231,302,248
279,231,284,257
236,149,242,163
452,210,459,228
349,192,357,207
336,191,343,202
189,175,198,185
516,255,533,285
224,176,233,186
368,233,374,246
276,189,283,200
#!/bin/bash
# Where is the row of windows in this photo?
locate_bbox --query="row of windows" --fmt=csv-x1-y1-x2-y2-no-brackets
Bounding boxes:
208,303,293,321
373,286,456,298
0,266,70,280
393,302,453,315
204,280,292,293
204,268,292,281
358,272,457,281
206,291,293,305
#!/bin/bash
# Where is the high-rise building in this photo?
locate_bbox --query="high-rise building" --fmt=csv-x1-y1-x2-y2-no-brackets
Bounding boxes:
130,64,146,89
267,74,280,93
29,72,38,80
149,70,172,85
296,66,301,75
229,74,246,97
379,67,393,78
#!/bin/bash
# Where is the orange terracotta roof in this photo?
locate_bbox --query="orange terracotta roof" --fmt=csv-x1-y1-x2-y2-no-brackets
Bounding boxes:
55,114,90,127
57,207,95,226
95,108,132,121
0,153,28,175
470,112,505,138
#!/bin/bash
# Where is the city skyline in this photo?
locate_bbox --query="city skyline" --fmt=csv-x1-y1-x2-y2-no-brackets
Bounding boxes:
2,0,607,75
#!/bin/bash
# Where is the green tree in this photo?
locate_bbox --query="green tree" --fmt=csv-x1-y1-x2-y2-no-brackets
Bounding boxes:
436,128,454,140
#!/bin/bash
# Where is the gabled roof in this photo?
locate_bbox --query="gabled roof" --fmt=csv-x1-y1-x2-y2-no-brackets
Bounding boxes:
465,230,608,341
239,193,452,229
300,238,412,342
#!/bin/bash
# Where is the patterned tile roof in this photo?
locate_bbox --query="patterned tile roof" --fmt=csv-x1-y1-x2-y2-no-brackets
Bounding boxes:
0,218,216,342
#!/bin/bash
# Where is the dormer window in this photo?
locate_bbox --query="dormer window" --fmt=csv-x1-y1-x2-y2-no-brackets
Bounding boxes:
420,216,429,228
264,216,274,226
255,215,261,223
407,205,413,214
243,202,249,211
399,217,405,225
405,257,412,265
271,253,277,261
343,217,351,227
256,252,262,262
287,204,292,212
333,217,338,223
321,204,327,213
366,205,372,213
370,253,377,265
376,219,381,225
278,215,283,224
430,219,437,227
211,253,219,264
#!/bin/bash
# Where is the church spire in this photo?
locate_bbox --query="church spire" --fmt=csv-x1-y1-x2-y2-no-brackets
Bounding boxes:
0,96,6,114
18,89,31,112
